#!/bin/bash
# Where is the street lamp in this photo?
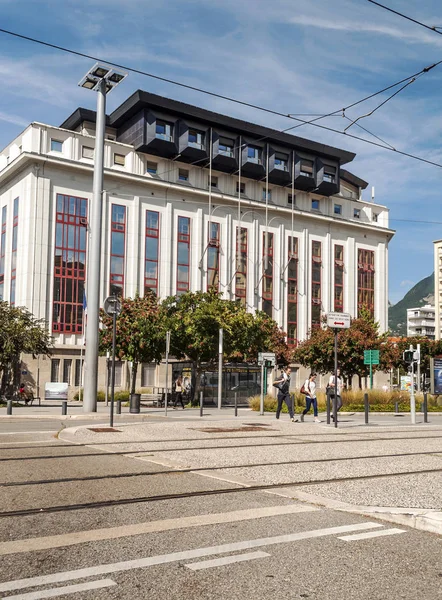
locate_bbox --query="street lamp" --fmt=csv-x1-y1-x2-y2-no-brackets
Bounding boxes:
79,63,127,413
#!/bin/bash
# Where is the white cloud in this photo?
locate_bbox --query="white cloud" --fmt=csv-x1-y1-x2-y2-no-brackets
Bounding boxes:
400,280,416,287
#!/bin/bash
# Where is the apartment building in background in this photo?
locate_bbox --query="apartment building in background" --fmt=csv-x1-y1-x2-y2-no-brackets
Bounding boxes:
407,305,438,339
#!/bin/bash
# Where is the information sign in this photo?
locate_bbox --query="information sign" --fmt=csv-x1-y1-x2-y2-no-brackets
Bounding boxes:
258,352,276,366
364,350,380,365
326,312,351,329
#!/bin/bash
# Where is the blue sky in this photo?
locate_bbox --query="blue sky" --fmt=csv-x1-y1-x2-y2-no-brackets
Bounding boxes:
0,0,441,304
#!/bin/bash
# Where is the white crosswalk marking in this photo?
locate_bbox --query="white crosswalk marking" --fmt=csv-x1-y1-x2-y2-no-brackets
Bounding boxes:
0,522,383,594
338,528,406,541
3,579,117,600
185,551,270,570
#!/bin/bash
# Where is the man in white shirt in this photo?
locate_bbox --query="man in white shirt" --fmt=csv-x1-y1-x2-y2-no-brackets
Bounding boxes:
328,368,343,416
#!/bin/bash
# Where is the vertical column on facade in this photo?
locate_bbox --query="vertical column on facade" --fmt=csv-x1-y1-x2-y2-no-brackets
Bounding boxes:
20,172,33,310
34,173,52,323
125,194,140,299
194,205,203,293
297,228,309,340
224,212,232,298
377,240,387,331
434,242,441,340
252,217,260,312
323,230,331,315
161,199,173,298
347,237,356,318
274,223,284,327
98,191,108,306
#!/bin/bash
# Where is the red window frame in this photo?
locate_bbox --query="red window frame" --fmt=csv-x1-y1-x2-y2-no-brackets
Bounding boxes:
110,204,126,297
207,222,220,292
52,194,87,334
262,232,273,317
0,205,6,300
145,210,160,296
177,216,191,295
287,236,298,346
311,240,322,330
10,197,18,305
358,248,375,317
235,227,247,304
334,244,344,312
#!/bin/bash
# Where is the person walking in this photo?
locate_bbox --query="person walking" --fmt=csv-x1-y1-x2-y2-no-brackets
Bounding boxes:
328,368,343,420
274,367,298,423
301,373,321,422
173,376,185,409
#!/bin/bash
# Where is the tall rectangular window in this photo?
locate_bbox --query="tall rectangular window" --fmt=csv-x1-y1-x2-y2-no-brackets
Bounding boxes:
51,359,60,382
177,216,190,295
74,358,83,387
145,211,160,296
156,120,173,141
0,206,6,301
10,197,18,305
52,194,87,334
334,245,344,312
110,205,126,297
63,359,72,384
207,222,220,292
311,240,322,329
235,227,247,304
287,237,298,345
262,232,274,317
358,249,375,317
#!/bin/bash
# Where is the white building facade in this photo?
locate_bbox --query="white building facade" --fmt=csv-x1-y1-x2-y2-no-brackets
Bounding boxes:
0,91,394,395
407,305,438,339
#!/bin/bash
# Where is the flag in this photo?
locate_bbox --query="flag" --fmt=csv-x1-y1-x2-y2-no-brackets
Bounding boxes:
83,292,87,315
82,293,87,345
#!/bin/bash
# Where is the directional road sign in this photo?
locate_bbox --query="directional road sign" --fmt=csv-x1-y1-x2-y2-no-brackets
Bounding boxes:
326,312,351,329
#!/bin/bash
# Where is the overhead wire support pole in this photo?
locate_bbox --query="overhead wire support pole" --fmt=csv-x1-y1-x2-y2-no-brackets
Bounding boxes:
236,136,242,301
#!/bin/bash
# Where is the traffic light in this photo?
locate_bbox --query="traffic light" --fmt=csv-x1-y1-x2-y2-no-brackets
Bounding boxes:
403,350,414,363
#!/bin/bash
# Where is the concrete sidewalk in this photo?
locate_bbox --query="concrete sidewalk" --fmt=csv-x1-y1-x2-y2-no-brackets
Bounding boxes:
58,413,442,536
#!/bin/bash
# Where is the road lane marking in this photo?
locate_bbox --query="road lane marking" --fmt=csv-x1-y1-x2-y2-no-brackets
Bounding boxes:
185,551,270,570
0,522,382,593
338,528,406,541
0,431,56,435
4,579,117,599
0,504,318,556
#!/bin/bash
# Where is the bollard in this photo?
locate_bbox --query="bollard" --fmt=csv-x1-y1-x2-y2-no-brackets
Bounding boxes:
395,401,399,414
116,400,121,415
364,392,369,425
423,392,428,423
6,399,12,415
61,401,67,416
200,391,203,417
420,403,424,413
234,392,238,417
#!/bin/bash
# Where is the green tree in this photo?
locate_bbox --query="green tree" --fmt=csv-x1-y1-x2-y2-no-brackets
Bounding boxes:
99,291,165,394
162,289,291,399
0,302,52,395
293,307,387,386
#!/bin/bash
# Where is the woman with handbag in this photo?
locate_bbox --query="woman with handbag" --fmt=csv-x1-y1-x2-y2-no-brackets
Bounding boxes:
173,376,185,409
274,367,298,422
301,373,321,422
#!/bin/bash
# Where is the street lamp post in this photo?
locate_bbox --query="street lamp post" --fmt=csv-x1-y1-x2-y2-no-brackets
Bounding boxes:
78,63,127,413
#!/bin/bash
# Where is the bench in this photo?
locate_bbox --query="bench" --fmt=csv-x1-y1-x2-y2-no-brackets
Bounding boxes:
140,393,164,407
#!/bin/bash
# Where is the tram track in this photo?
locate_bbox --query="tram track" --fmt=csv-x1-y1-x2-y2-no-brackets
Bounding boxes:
1,433,442,462
2,466,442,518
1,449,442,488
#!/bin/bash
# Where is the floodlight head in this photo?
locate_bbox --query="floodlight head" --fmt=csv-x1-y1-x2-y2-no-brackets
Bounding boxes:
78,62,127,94
92,66,110,78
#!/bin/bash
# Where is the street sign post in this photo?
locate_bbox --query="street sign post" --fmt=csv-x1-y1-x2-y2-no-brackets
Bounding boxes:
327,312,351,428
103,296,122,427
364,349,380,390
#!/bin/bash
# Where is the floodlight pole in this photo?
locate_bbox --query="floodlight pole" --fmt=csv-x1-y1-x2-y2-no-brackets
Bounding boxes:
83,78,106,413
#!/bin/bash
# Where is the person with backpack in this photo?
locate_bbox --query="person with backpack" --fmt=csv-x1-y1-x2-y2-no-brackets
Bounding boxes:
300,373,321,423
274,367,298,423
173,375,185,409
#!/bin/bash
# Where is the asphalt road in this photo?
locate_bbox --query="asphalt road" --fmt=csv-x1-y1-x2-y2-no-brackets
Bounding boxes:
0,420,441,599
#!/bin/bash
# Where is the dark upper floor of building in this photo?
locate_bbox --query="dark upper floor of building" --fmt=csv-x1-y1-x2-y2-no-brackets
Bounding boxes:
60,90,367,198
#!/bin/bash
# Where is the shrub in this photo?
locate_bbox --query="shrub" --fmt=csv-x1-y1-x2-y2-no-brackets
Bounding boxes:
73,389,106,402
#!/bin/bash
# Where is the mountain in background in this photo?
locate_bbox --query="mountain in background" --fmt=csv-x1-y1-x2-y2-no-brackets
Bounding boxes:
388,274,434,336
